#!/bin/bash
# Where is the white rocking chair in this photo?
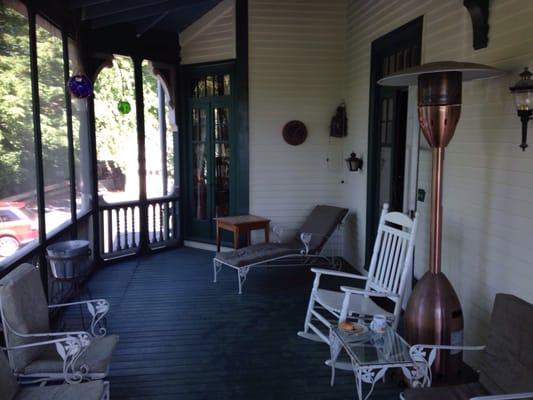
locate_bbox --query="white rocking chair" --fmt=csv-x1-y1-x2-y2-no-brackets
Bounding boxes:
297,204,419,344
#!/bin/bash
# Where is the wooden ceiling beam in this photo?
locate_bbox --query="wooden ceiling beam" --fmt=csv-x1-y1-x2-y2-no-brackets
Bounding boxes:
82,0,167,20
136,12,169,38
68,0,110,9
86,0,215,30
88,0,214,29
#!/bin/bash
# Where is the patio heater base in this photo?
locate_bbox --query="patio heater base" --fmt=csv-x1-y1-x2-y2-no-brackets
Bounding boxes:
405,271,464,378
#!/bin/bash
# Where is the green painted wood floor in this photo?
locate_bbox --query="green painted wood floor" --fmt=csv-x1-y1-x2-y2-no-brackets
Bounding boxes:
86,247,406,399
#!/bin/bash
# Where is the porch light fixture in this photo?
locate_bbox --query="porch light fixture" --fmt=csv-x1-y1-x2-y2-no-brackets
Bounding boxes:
345,152,363,172
509,67,533,151
379,61,501,377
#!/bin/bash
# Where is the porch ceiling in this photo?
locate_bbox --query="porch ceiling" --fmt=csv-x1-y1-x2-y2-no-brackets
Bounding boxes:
69,0,222,36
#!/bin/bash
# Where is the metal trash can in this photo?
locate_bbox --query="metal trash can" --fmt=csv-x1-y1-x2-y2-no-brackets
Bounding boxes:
46,240,91,280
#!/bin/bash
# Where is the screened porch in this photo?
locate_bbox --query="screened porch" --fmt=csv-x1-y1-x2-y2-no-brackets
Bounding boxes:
1,0,533,400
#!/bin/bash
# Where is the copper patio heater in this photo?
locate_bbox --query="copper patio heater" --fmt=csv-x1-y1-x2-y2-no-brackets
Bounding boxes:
378,62,501,378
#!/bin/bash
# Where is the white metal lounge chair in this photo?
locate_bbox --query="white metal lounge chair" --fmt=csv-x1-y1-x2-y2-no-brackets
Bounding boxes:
297,204,418,344
0,263,118,383
0,349,110,400
213,205,349,294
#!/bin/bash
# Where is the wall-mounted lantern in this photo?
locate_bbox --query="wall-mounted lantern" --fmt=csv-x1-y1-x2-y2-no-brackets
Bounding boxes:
345,152,363,172
509,67,533,151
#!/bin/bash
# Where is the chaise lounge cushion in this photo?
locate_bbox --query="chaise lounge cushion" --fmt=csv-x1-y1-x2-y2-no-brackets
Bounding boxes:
215,205,349,269
16,380,105,400
1,349,105,400
21,334,119,376
402,382,488,400
215,241,302,268
295,205,349,253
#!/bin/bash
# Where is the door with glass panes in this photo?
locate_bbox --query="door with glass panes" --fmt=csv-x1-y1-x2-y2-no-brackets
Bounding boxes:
188,72,233,240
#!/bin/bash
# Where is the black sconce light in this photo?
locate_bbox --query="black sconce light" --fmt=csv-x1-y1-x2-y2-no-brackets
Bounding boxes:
345,152,363,172
509,67,533,151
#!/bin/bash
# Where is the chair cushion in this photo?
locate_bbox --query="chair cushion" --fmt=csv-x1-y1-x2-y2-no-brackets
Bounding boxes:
0,264,50,372
479,293,533,394
15,380,105,400
22,334,118,377
402,382,488,400
215,241,302,268
295,205,349,253
0,350,19,400
314,289,393,318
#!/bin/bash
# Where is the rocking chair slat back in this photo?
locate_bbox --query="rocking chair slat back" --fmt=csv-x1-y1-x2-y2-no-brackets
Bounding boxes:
366,205,418,302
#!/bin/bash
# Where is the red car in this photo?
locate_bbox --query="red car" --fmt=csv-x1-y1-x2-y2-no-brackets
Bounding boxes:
0,202,38,258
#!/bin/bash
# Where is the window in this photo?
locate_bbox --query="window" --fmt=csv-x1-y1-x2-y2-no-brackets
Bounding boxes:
36,15,72,235
192,74,230,98
142,60,176,198
0,0,92,267
94,55,138,203
0,210,17,222
0,1,39,260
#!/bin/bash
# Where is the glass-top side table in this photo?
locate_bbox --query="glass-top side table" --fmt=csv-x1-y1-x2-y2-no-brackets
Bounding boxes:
329,324,427,400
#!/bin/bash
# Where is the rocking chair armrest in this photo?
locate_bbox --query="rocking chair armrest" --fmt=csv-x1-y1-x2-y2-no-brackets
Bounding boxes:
49,299,109,337
340,286,399,298
311,268,368,280
470,393,533,400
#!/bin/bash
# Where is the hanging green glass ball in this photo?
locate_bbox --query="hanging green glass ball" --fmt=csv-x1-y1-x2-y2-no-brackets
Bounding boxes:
117,100,131,114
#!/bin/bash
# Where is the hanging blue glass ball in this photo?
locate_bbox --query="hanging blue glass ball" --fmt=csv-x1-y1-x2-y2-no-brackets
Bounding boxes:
67,74,93,99
117,100,131,114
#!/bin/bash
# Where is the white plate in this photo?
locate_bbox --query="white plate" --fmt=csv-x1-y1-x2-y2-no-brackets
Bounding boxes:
340,322,369,336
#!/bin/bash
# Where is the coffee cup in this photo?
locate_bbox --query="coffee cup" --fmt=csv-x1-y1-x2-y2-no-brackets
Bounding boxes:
370,315,388,333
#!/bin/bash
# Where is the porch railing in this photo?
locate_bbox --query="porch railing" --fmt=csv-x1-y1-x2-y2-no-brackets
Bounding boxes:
98,195,180,259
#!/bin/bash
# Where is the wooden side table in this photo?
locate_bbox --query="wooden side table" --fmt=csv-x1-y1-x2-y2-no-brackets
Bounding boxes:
214,215,270,252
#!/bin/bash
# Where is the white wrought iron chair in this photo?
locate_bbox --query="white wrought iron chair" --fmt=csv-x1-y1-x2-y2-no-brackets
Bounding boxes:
0,349,110,400
297,204,418,344
0,263,118,383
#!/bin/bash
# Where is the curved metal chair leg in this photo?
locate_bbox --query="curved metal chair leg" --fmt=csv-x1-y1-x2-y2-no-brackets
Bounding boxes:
237,267,250,294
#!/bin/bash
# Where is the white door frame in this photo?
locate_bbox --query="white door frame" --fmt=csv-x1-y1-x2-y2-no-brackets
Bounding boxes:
401,85,421,308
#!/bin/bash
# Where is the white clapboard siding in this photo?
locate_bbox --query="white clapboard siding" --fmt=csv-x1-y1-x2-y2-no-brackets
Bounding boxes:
179,0,236,65
343,0,533,367
249,0,347,243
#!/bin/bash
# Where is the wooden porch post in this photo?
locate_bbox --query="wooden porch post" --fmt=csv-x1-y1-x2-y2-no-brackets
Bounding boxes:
134,57,149,254
27,8,48,293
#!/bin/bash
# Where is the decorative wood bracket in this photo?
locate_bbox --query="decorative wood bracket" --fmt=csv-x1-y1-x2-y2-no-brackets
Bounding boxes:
464,0,490,50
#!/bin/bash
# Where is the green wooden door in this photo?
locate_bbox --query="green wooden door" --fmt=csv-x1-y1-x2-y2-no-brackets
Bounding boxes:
187,73,234,241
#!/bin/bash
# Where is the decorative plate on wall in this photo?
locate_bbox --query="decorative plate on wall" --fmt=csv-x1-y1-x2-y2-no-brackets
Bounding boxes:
282,120,307,146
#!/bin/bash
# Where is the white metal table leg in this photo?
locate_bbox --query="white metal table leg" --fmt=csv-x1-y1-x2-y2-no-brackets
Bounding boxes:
328,329,343,387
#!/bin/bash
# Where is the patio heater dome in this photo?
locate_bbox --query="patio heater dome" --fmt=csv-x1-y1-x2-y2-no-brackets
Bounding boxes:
378,61,501,378
378,61,501,86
